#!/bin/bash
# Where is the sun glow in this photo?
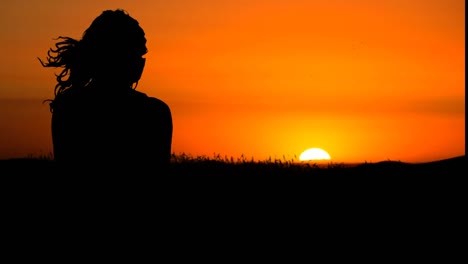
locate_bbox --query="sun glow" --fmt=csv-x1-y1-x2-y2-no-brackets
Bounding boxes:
299,148,331,161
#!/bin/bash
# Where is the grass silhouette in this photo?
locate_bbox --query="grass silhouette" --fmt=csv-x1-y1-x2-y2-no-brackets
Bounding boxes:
1,152,463,178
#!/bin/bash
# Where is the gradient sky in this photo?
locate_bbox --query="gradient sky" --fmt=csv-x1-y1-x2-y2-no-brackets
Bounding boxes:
0,0,465,163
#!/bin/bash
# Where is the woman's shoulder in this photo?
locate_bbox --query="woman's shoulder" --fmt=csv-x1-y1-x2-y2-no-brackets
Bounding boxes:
131,90,171,114
51,88,83,110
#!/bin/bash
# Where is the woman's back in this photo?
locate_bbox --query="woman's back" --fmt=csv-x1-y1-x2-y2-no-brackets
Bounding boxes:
52,86,172,170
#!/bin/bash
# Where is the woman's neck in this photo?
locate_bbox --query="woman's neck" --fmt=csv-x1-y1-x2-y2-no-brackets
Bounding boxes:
91,79,133,92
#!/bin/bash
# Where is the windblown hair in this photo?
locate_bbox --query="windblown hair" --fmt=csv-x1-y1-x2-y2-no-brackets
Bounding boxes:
39,37,86,101
39,9,147,112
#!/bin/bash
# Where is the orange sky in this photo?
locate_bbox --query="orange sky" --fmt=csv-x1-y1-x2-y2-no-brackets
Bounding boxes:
0,0,465,163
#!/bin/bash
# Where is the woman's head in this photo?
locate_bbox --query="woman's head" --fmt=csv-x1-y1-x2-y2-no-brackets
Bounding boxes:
81,9,147,86
40,9,147,101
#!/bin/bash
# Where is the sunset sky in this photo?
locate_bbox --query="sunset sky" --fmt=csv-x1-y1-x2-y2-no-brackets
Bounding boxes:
0,0,465,163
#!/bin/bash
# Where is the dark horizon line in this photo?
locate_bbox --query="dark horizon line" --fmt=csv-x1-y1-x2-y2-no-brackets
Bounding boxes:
1,154,464,165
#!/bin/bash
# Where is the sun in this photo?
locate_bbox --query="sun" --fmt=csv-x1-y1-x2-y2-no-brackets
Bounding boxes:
299,148,331,161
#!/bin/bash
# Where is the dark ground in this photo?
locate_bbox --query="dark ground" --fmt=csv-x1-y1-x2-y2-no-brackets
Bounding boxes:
0,156,463,242
0,155,464,193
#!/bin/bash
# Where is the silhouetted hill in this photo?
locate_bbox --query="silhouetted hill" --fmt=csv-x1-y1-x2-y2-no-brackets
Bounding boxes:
415,155,465,167
354,155,465,176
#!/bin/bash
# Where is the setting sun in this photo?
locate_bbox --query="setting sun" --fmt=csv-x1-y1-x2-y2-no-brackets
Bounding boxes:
299,148,331,161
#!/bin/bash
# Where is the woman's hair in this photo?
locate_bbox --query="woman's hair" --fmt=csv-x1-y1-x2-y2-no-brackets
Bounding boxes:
39,9,147,111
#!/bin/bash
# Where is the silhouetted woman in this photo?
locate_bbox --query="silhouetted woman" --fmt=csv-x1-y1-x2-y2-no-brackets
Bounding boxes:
39,9,172,173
